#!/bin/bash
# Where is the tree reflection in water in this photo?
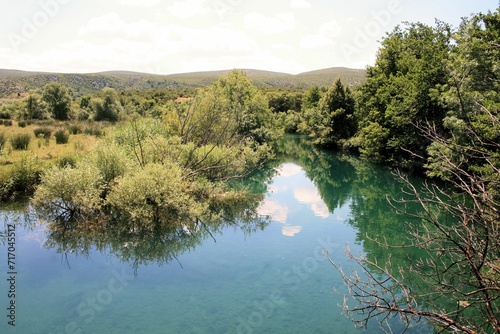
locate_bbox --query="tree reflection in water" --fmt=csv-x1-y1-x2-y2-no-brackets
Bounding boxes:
39,191,269,274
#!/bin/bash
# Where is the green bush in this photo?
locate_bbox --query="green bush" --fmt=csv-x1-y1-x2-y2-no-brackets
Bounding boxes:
32,163,104,219
83,127,104,137
0,157,42,201
54,130,70,144
57,155,78,168
68,124,82,135
18,121,27,128
11,134,31,150
3,120,12,126
0,111,11,119
34,127,52,139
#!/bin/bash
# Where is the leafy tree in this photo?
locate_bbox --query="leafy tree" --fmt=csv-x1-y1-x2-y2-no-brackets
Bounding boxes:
330,10,500,333
299,79,355,147
25,93,47,120
268,92,302,113
302,85,322,109
92,88,122,122
355,21,451,168
42,82,72,120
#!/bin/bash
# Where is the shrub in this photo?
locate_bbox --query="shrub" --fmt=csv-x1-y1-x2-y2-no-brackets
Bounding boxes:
84,127,104,137
3,120,12,126
0,157,42,201
54,130,70,144
57,155,78,168
34,127,52,139
32,163,104,220
68,124,82,135
11,134,31,150
18,121,27,128
106,163,198,226
0,111,11,119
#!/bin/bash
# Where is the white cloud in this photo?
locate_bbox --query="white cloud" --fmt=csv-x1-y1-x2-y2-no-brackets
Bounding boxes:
294,187,330,218
258,199,288,224
244,12,295,34
282,226,302,237
300,34,333,48
117,0,160,6
290,0,311,9
78,12,124,35
276,163,302,177
320,20,342,37
299,20,341,49
167,0,209,19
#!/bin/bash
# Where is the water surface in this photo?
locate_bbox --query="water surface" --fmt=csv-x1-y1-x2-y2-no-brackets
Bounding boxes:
0,137,432,333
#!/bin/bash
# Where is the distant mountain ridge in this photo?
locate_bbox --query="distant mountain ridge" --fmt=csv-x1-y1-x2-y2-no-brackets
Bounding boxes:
0,67,366,98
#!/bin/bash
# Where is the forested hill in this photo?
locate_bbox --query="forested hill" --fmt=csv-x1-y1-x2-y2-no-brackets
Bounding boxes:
0,67,365,98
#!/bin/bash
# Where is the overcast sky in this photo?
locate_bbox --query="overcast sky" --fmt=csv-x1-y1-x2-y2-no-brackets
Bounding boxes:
0,0,497,75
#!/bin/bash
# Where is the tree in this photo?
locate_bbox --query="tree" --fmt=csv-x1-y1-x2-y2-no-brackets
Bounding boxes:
299,79,355,147
268,92,302,113
355,21,451,168
302,85,322,110
92,88,122,121
329,10,500,333
25,93,47,120
42,82,72,120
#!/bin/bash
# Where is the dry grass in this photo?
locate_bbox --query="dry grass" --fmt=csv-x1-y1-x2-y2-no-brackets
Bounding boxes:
0,120,99,167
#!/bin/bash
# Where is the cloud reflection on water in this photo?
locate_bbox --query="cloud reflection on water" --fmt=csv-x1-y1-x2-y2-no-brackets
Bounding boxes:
257,162,330,237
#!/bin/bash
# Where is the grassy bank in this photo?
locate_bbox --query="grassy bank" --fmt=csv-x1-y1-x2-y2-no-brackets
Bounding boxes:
0,120,107,201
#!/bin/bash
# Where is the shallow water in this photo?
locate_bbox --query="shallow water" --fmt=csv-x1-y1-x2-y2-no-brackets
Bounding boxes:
0,138,433,334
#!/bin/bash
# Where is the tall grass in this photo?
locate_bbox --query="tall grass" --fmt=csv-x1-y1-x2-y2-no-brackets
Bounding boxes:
0,132,6,151
11,134,31,150
34,127,52,139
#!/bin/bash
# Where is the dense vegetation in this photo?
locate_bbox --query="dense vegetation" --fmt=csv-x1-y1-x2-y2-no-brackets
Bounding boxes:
0,8,497,333
0,67,366,98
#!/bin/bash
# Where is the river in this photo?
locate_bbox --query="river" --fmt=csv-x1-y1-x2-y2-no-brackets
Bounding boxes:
0,136,433,333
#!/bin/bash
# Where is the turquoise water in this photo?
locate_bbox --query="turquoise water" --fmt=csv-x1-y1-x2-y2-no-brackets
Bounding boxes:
0,139,433,333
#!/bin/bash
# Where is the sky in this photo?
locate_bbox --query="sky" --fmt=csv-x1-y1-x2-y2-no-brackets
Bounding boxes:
0,0,498,75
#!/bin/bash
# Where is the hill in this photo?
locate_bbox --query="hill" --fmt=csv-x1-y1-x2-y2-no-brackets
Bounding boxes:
0,67,366,98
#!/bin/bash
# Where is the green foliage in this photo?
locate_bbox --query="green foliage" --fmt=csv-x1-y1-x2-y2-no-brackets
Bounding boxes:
426,10,500,198
86,141,133,190
80,96,91,109
302,86,322,109
3,120,12,126
54,130,69,144
268,92,302,113
92,88,123,121
32,163,104,220
68,124,82,135
106,163,201,227
33,127,52,139
171,70,281,146
83,125,105,137
355,21,451,167
298,79,355,147
0,109,11,119
57,155,78,169
42,82,72,120
25,93,48,120
18,121,26,128
10,133,31,150
32,71,276,232
0,157,42,201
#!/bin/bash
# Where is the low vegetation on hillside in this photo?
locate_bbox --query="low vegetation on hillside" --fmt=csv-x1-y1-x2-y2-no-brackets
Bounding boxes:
0,8,497,334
